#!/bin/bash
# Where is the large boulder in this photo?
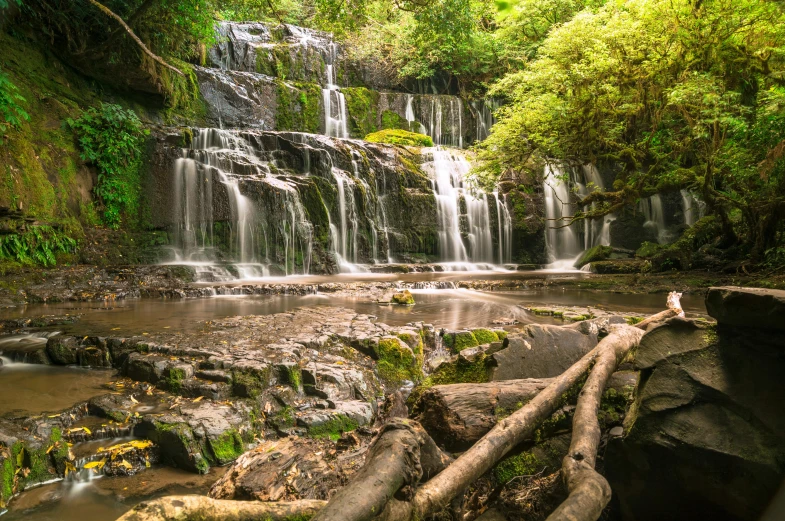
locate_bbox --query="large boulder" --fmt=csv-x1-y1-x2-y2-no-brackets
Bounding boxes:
706,286,785,331
605,315,785,521
490,324,598,381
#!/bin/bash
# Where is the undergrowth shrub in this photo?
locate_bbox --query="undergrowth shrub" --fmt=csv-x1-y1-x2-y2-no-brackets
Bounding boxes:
67,103,148,228
0,225,77,266
0,68,29,145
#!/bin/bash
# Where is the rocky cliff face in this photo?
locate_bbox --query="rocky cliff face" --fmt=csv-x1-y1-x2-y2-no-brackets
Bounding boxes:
606,287,785,521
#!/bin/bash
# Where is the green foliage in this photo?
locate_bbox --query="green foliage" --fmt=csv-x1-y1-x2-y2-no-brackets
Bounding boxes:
0,68,29,145
67,103,148,229
0,225,77,266
478,0,785,259
365,129,433,147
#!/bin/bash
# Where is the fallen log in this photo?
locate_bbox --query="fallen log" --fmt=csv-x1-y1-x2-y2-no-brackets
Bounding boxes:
116,495,326,521
398,325,646,520
546,324,645,521
413,372,638,451
311,418,451,521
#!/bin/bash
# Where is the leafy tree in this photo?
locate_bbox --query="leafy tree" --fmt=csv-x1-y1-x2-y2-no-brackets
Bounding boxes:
477,0,785,259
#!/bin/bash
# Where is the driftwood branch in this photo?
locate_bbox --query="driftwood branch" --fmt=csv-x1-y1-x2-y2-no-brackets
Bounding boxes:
397,325,645,520
86,0,184,76
546,327,645,521
116,495,326,521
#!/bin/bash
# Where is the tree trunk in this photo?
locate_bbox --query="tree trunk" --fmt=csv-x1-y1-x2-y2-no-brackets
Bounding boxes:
311,419,451,521
116,496,326,521
546,322,645,521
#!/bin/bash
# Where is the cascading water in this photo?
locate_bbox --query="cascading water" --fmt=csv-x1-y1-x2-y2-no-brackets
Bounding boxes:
495,192,513,264
543,164,616,269
423,148,506,268
165,128,314,279
472,98,499,143
322,43,349,138
680,189,705,227
639,194,668,244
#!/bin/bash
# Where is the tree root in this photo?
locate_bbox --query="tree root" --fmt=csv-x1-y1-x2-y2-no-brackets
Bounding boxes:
545,325,645,521
116,495,326,521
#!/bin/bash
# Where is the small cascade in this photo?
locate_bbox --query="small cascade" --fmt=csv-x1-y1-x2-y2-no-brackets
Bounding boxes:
472,98,500,142
494,192,512,264
423,148,501,267
543,164,613,268
424,97,464,148
322,43,349,138
639,194,668,244
544,164,583,264
328,167,363,272
680,189,705,227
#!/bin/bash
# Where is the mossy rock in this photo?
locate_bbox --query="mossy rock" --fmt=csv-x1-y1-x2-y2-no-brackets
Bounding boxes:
342,87,380,138
208,429,244,465
381,110,409,131
364,129,433,147
443,330,479,353
472,328,499,345
576,245,613,268
391,289,415,306
375,336,422,386
306,414,360,441
635,241,663,258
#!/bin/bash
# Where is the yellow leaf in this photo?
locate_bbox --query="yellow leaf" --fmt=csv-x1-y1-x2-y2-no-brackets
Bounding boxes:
193,396,204,403
119,460,133,469
130,395,139,404
83,427,92,435
83,459,106,470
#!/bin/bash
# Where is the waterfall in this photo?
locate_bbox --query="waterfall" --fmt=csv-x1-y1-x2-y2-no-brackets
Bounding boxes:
544,164,582,265
543,164,615,268
639,194,667,244
322,42,349,138
166,129,314,279
423,148,500,268
680,189,705,227
494,192,512,264
424,97,463,148
473,98,499,142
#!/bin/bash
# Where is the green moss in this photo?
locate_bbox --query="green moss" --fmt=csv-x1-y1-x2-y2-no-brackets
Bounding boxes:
308,414,360,441
376,337,422,386
342,87,380,138
166,367,187,394
442,331,479,353
276,81,321,133
576,244,613,268
232,368,271,399
1,456,13,507
209,429,244,464
284,365,302,391
635,241,662,258
391,289,415,305
365,129,434,147
625,316,645,325
381,110,409,130
160,59,207,125
493,450,542,485
429,353,492,386
472,328,499,345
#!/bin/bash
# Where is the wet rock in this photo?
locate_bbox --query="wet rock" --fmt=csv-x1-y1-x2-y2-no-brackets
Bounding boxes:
391,289,415,305
706,286,785,332
137,399,256,474
296,401,374,440
210,435,368,501
490,324,598,380
45,335,80,365
605,317,785,521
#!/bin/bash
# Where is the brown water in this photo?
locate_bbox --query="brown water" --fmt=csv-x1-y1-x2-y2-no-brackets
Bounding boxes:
2,466,224,521
0,284,706,519
0,288,706,337
0,360,115,418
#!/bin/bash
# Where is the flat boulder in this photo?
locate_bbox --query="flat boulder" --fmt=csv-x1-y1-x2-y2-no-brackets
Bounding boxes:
490,324,598,380
706,286,785,331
